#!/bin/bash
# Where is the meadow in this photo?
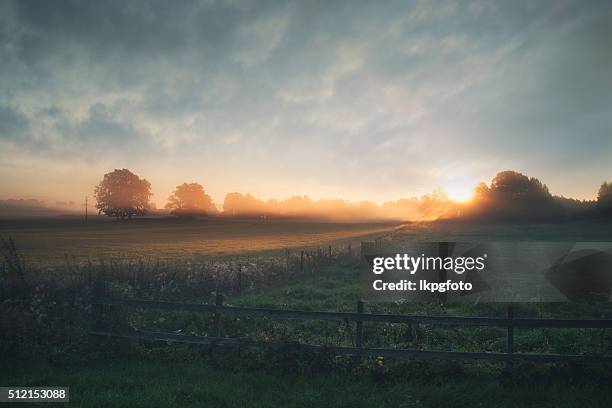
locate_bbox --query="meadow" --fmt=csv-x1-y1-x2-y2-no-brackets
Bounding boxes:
0,216,398,266
2,218,612,406
3,258,612,407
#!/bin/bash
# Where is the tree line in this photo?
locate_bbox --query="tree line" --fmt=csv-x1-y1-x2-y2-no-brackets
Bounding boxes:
93,168,612,221
462,170,612,221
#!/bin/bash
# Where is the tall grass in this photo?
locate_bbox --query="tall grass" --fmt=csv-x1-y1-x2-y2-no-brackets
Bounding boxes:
0,237,355,361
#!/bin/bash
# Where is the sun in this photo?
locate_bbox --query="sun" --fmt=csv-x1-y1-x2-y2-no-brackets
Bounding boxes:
445,184,475,203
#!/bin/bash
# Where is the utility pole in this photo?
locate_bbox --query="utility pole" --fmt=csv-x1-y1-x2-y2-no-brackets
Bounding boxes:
85,196,88,223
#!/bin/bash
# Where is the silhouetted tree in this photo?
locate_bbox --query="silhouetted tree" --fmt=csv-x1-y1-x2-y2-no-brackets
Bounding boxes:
473,182,490,199
597,181,612,216
166,182,216,217
467,171,566,221
490,171,550,198
94,169,151,220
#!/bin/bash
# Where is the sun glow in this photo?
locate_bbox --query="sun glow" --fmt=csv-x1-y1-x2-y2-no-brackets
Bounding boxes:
445,183,476,203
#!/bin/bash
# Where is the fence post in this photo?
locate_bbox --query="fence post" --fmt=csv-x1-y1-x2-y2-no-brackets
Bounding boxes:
328,245,332,258
92,269,106,331
437,242,449,304
213,292,223,338
507,304,514,354
355,301,364,348
300,250,304,273
348,244,352,256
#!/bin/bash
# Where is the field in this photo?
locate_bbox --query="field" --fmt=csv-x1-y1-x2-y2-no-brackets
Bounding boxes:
4,217,612,268
4,359,611,408
391,219,612,242
3,261,612,407
3,218,612,407
0,217,398,266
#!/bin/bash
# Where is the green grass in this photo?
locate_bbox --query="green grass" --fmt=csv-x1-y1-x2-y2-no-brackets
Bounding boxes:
227,260,363,311
220,260,612,354
100,258,612,356
2,359,611,408
4,222,612,407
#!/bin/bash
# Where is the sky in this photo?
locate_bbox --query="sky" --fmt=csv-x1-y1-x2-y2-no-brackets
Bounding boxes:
1,0,611,209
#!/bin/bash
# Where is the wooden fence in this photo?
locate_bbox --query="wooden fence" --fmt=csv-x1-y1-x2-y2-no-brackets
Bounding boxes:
90,294,612,364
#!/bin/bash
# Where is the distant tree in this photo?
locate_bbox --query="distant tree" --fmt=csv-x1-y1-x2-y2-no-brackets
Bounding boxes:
597,181,612,216
94,169,152,220
165,182,216,217
222,192,265,216
419,189,459,220
465,171,567,221
490,171,550,198
473,182,490,199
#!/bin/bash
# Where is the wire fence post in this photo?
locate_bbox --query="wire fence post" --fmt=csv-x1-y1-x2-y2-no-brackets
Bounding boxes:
438,242,449,304
213,292,223,338
356,301,364,349
300,250,304,273
507,304,514,354
92,269,106,331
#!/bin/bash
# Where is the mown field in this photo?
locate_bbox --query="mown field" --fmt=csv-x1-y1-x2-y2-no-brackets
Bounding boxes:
0,217,398,266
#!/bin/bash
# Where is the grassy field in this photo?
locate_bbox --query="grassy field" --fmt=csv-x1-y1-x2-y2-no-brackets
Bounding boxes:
3,261,612,407
3,359,611,408
3,219,612,406
392,219,612,242
115,260,612,356
0,217,398,266
4,217,612,267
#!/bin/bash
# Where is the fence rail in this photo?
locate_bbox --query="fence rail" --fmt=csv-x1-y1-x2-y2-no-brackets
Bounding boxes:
92,297,612,328
91,295,612,364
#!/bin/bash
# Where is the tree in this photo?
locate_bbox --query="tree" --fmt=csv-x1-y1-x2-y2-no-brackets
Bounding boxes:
473,182,490,199
94,169,152,220
165,182,216,217
490,171,550,198
222,192,265,216
465,171,566,221
597,181,612,215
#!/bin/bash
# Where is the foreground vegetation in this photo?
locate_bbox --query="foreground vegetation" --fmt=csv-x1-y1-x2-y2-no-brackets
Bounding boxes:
3,358,611,408
2,223,612,406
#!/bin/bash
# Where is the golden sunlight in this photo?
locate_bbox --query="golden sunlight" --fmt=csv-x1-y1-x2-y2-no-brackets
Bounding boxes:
445,183,476,203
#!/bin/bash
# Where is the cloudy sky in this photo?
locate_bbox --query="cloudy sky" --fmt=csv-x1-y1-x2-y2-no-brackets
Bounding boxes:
1,0,611,208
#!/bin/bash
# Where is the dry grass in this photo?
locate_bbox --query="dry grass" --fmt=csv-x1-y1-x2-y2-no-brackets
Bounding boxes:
0,217,399,266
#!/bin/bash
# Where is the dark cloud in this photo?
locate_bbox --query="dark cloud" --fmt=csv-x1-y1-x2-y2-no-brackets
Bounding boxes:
1,0,611,200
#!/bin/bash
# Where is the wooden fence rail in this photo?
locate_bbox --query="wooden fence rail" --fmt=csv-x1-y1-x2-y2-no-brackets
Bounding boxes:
91,296,612,364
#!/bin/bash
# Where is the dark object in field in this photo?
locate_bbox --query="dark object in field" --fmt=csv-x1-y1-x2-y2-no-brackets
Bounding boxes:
545,249,612,301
